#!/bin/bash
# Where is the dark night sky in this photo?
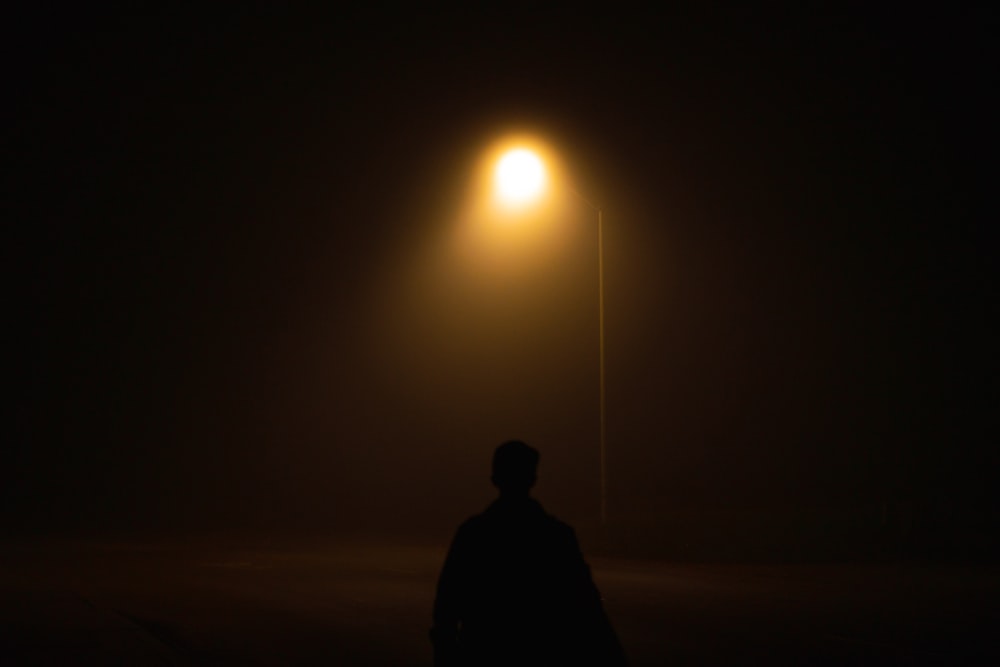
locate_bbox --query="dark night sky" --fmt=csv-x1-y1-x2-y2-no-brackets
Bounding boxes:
6,6,993,547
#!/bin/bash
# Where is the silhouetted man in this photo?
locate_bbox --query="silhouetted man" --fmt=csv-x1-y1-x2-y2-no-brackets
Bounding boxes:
431,440,627,666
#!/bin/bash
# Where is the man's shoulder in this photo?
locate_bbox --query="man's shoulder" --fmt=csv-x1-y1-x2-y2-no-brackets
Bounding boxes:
535,510,575,536
455,512,486,533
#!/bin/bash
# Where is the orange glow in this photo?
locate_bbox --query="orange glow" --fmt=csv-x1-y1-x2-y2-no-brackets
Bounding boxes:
466,133,568,217
448,132,574,277
495,148,546,207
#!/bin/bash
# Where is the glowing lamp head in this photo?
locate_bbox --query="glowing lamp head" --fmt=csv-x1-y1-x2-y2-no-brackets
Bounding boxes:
495,148,546,206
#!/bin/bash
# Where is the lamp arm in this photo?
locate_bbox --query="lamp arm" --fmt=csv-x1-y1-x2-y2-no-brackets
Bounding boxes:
565,183,601,213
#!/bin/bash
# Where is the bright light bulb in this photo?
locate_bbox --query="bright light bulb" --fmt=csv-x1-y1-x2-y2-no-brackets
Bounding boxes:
495,148,546,205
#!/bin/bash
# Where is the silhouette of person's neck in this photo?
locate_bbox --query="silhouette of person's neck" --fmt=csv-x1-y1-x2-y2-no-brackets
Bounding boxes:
496,488,532,502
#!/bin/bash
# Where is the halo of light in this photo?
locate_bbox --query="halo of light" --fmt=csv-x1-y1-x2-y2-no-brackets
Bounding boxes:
495,148,546,205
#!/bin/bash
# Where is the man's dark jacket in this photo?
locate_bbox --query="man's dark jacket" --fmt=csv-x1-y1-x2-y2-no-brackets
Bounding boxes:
431,496,626,666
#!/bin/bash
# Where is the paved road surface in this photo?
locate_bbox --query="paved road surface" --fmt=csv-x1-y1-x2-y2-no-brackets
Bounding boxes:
1,540,996,665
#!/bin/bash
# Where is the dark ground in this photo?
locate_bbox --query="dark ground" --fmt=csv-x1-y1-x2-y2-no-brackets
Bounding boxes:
1,539,996,665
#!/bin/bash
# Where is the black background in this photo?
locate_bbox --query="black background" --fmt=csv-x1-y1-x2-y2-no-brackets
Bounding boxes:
7,6,993,556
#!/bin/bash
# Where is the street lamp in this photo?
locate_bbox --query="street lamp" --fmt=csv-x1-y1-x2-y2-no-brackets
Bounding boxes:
495,149,546,206
491,147,608,526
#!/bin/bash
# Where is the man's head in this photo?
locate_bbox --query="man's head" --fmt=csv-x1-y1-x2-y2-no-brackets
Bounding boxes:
491,440,539,496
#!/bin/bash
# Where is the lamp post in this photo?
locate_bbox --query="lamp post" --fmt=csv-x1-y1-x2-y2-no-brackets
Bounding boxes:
493,148,608,525
597,206,607,527
570,189,606,527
